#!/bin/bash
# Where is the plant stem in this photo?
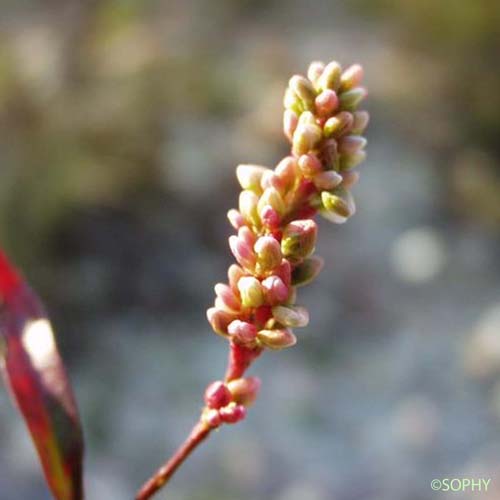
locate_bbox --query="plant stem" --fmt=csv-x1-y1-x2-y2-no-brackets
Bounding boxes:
135,421,211,500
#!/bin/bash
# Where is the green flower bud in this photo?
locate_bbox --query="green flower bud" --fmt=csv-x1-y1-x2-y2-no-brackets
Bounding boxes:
339,87,367,111
272,305,309,327
320,188,356,224
324,111,353,138
292,123,322,156
257,328,297,350
258,187,285,215
239,189,260,226
289,75,316,110
237,276,265,308
254,236,282,273
281,219,318,261
340,150,366,171
339,64,364,92
283,88,303,114
317,61,342,91
351,110,370,134
307,60,325,89
236,164,268,192
291,256,324,287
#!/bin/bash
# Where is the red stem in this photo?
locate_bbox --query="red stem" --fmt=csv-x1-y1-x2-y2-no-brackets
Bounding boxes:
135,421,212,500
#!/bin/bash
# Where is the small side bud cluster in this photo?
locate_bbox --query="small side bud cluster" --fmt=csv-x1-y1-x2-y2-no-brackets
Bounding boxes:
205,59,368,421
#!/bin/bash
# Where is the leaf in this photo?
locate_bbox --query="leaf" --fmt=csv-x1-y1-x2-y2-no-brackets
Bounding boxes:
0,250,84,500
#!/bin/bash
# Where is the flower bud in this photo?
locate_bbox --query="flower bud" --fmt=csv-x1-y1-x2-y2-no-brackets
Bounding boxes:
259,205,280,229
227,320,258,344
320,138,339,170
281,219,318,261
341,170,360,189
351,110,370,134
272,305,309,327
315,89,339,117
239,190,260,226
338,135,367,155
227,209,245,230
229,235,256,270
227,377,261,407
228,264,246,293
340,150,366,170
237,276,265,308
275,156,298,190
258,187,285,215
298,153,322,177
260,170,285,192
257,328,297,350
339,87,367,111
254,236,282,273
207,307,234,337
324,111,353,138
275,259,292,287
298,111,316,127
236,164,268,192
202,408,222,428
204,381,232,409
283,88,303,114
238,225,256,248
339,64,364,92
283,109,298,141
289,75,316,109
291,256,324,287
214,283,241,313
219,402,247,424
307,60,325,88
317,61,342,91
320,188,356,224
312,170,343,190
292,123,322,155
261,275,289,304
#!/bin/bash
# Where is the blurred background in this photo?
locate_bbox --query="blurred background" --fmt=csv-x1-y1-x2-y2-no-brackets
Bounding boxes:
1,1,499,499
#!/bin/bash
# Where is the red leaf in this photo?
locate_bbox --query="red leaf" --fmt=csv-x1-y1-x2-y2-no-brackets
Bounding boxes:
0,250,84,500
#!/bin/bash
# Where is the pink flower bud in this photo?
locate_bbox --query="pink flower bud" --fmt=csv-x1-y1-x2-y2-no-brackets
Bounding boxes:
317,60,342,91
260,170,285,192
272,305,309,327
229,235,256,270
257,328,297,350
254,236,282,273
238,226,256,248
351,110,370,134
207,307,235,337
237,276,265,308
228,264,246,293
227,377,261,407
315,89,339,117
307,60,325,88
340,64,364,92
312,170,343,190
259,205,280,230
236,164,268,192
341,170,360,189
261,275,289,305
298,153,323,177
283,109,298,141
274,259,292,287
281,219,318,261
338,135,367,155
202,408,222,428
275,156,298,190
214,283,241,312
227,209,245,230
257,187,285,216
219,403,247,424
204,381,232,409
324,111,353,138
227,320,258,344
238,189,260,226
